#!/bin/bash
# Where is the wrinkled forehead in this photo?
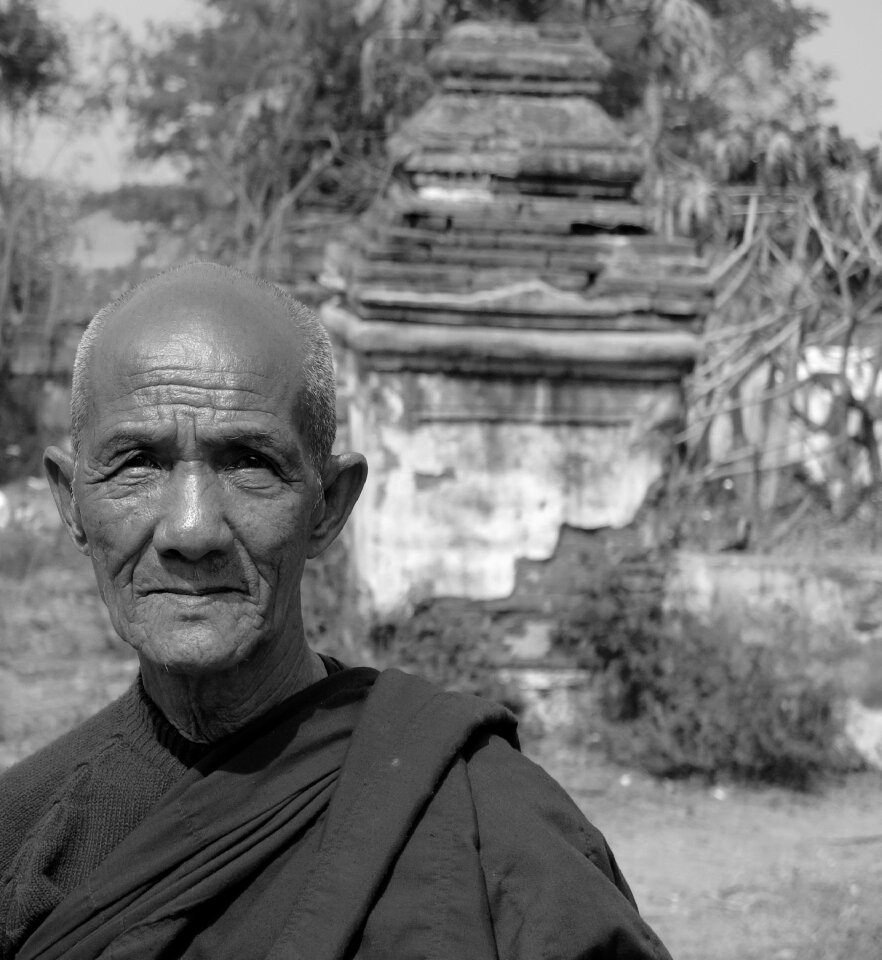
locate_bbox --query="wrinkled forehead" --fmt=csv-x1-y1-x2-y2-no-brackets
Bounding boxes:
88,274,308,416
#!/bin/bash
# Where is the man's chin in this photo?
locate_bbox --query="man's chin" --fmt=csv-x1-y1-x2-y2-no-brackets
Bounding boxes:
128,628,258,677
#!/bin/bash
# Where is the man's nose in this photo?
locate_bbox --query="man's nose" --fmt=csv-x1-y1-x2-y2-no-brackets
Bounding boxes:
153,466,234,561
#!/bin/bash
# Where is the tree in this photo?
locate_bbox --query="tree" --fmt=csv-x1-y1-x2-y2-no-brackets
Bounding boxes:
0,0,68,113
0,0,71,369
616,3,882,541
127,0,392,271
583,1,830,198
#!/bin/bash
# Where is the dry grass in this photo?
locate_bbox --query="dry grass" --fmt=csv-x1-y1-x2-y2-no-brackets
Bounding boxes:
534,740,882,960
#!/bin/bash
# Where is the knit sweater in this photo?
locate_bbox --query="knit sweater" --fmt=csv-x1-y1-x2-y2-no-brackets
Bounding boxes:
0,679,207,958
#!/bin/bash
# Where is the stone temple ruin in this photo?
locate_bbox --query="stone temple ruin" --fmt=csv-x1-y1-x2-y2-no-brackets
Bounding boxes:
322,19,710,639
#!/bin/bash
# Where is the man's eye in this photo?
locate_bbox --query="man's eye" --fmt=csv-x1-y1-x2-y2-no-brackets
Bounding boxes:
230,453,273,471
119,453,159,471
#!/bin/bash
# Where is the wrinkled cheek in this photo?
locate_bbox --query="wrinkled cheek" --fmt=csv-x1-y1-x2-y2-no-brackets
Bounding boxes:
103,597,163,653
87,551,112,607
86,538,136,615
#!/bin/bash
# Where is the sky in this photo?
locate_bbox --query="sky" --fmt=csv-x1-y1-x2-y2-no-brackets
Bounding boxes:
802,0,882,145
32,0,882,188
33,0,201,187
50,0,199,37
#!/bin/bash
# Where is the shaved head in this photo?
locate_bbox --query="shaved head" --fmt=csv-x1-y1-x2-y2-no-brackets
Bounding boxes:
71,262,336,471
47,260,367,706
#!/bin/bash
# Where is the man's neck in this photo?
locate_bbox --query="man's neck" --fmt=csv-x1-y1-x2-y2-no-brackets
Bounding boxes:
139,641,327,743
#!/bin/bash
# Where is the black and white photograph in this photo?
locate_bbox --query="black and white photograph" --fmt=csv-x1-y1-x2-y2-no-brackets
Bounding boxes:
1,1,879,957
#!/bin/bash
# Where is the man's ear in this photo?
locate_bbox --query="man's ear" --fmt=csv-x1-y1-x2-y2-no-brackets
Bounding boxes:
307,452,368,559
44,446,90,555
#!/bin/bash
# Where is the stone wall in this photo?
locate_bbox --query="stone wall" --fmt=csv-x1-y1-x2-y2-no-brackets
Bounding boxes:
338,345,679,613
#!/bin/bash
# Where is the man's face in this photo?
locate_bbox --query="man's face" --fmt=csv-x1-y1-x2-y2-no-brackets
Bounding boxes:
69,281,325,675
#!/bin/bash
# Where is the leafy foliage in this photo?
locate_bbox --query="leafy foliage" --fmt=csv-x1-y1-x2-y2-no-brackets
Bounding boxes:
695,0,824,71
126,0,391,269
553,566,852,788
581,0,834,240
0,1,74,373
370,600,524,715
0,0,69,112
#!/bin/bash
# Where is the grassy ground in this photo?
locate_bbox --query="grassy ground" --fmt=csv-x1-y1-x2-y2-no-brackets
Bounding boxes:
2,478,880,959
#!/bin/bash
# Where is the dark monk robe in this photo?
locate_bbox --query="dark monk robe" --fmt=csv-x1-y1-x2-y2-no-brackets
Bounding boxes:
1,663,671,960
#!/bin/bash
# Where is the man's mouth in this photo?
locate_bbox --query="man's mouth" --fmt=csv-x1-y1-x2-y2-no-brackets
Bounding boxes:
145,587,243,597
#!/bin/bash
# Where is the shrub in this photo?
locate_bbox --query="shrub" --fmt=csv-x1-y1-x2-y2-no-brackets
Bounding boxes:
369,599,524,716
553,568,852,789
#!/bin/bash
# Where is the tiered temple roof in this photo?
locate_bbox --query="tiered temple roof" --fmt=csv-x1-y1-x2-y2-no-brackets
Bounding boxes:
324,20,709,379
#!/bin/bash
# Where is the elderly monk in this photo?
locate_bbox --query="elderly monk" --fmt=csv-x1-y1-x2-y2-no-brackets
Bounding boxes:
0,263,672,960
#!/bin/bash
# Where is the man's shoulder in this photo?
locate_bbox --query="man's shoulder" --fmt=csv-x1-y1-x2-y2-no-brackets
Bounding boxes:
462,729,607,847
362,672,576,813
362,667,519,756
357,673,664,954
367,667,517,728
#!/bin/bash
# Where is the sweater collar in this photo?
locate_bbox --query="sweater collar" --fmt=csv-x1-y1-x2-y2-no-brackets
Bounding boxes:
124,675,212,770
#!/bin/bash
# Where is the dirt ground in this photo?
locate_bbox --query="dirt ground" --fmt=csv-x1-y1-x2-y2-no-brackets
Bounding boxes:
532,741,882,960
1,479,880,959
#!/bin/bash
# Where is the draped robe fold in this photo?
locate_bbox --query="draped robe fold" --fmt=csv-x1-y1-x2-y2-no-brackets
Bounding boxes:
14,668,672,960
